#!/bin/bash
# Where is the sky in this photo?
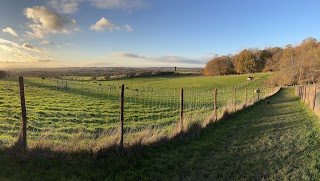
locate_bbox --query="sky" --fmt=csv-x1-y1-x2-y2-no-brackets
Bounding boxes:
1,0,320,68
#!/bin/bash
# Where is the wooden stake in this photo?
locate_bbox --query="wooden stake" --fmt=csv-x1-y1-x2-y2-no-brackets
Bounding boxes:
119,84,124,150
180,88,184,132
245,88,247,103
304,86,307,103
252,88,255,102
308,85,311,103
18,76,27,151
313,85,317,111
213,89,217,121
234,88,236,111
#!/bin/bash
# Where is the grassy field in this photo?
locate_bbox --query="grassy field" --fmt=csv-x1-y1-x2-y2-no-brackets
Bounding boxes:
0,73,273,150
1,88,320,180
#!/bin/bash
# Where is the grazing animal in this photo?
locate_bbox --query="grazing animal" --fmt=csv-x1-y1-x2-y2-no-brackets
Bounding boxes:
266,100,270,104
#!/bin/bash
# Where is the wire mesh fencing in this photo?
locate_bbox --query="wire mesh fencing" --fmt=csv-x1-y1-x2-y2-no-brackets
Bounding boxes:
0,76,280,151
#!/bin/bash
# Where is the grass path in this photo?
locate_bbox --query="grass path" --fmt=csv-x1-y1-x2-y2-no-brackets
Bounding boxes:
1,88,320,180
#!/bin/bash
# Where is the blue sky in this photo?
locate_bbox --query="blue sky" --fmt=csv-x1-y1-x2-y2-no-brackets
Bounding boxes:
0,0,320,68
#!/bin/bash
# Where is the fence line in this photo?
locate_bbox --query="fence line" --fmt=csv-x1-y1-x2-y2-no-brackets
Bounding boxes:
295,84,320,114
0,76,280,152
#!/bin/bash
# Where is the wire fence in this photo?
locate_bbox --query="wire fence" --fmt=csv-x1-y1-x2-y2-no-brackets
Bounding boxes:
0,76,280,151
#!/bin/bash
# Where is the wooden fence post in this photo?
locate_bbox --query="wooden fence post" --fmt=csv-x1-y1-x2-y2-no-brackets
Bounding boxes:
119,84,124,150
245,88,247,103
180,88,184,132
308,85,311,103
313,85,317,111
18,76,27,151
234,88,237,111
213,89,217,121
252,88,255,102
304,86,307,103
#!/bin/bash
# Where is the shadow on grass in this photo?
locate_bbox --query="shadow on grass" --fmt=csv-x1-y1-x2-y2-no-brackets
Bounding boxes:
2,88,319,180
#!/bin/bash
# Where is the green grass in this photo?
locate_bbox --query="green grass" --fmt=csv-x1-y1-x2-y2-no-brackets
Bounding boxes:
1,88,320,180
0,73,272,149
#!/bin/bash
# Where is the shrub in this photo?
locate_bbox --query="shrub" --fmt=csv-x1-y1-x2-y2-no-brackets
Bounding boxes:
0,70,7,79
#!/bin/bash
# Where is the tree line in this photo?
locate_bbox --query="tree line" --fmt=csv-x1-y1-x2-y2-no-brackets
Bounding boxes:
203,37,320,85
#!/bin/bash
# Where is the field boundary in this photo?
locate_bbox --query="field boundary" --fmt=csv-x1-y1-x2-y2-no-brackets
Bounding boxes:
5,76,280,154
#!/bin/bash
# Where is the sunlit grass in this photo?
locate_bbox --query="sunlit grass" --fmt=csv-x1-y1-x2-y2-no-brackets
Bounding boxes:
0,73,273,150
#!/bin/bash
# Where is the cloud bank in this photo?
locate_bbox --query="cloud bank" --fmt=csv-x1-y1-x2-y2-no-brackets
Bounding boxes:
112,52,207,65
112,52,146,58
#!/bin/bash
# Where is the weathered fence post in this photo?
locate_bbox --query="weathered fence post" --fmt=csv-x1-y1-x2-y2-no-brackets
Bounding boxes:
213,89,217,121
304,86,307,103
180,88,184,132
234,88,237,111
252,88,255,102
119,84,124,150
18,76,27,151
245,88,247,103
308,85,311,103
313,85,317,111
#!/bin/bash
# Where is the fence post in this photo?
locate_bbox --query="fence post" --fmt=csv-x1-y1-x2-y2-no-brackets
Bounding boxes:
234,88,236,111
119,84,124,150
304,86,307,103
308,85,311,103
252,88,255,102
245,88,247,103
180,88,184,132
313,85,317,111
213,89,217,121
18,76,27,151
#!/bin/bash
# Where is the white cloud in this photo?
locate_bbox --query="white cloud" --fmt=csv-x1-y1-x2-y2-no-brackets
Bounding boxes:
0,38,21,52
90,17,133,33
0,38,20,48
0,38,51,65
50,0,81,14
22,43,34,49
22,43,45,52
0,45,15,52
112,52,146,58
90,0,146,10
40,40,58,47
90,17,118,32
123,24,133,32
2,27,19,37
24,6,78,38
